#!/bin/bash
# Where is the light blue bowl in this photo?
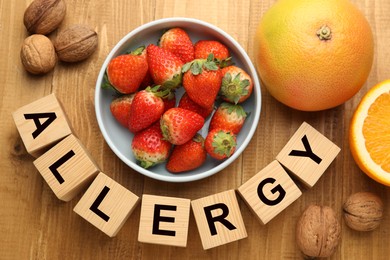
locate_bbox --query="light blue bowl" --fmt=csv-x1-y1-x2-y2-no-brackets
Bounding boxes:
95,17,261,182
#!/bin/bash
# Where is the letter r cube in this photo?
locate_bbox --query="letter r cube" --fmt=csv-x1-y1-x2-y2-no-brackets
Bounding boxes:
276,122,341,187
191,190,247,250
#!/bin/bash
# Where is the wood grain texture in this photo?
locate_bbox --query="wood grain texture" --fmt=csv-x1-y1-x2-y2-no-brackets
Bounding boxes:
1,0,390,259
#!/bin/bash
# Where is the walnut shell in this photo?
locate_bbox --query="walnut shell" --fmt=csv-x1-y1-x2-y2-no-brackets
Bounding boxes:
343,192,383,231
296,205,341,258
23,0,66,35
20,34,57,75
54,24,98,62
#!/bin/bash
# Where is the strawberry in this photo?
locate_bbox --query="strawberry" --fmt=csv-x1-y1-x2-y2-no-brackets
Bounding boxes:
178,92,213,118
139,69,154,90
128,85,168,133
166,134,207,173
146,44,183,90
209,102,247,134
159,28,195,63
109,94,135,127
220,66,253,104
103,46,148,94
205,128,237,160
194,40,230,60
160,107,204,145
132,123,172,169
182,54,222,108
162,90,176,112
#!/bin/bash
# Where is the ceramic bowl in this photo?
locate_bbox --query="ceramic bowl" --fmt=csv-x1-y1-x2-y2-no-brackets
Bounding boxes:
95,17,261,182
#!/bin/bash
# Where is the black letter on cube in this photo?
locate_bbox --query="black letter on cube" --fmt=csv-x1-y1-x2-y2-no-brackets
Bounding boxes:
89,186,110,222
152,204,177,236
24,112,57,139
288,135,322,164
48,150,75,184
257,178,286,206
204,203,237,236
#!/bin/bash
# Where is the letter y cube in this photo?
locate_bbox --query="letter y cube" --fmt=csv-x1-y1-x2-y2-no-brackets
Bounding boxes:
276,122,340,187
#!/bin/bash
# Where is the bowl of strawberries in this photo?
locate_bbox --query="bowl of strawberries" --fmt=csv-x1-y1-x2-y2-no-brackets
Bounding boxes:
95,17,261,182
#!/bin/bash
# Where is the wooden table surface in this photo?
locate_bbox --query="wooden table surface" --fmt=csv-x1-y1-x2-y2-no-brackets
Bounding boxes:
1,0,390,259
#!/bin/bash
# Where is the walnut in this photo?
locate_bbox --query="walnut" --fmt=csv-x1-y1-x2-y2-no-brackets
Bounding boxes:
54,24,98,62
23,0,66,35
343,192,383,231
20,34,57,75
296,205,341,258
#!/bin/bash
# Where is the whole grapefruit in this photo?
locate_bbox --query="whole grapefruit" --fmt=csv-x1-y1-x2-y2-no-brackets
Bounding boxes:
254,0,374,111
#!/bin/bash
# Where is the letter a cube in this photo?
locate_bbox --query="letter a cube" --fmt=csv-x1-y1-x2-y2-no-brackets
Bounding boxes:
138,195,191,247
33,134,99,201
238,160,302,225
191,190,247,250
74,172,140,237
276,122,341,187
12,94,72,157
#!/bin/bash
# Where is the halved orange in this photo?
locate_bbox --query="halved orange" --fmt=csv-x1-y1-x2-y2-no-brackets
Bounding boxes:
350,80,390,185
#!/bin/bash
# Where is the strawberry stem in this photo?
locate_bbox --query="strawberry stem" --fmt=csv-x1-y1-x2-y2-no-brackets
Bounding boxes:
126,45,145,55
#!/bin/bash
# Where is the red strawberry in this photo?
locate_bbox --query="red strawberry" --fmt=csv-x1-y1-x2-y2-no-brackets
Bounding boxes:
178,92,213,118
194,40,230,60
209,102,247,134
139,69,154,90
160,107,204,145
132,123,172,168
159,28,195,63
103,46,148,94
146,44,183,90
128,86,168,133
220,66,253,104
110,94,135,127
162,90,176,112
166,134,207,173
182,54,222,108
205,128,237,160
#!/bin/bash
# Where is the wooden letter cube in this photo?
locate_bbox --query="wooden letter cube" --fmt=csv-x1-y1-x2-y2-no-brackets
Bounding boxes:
191,190,247,250
237,160,302,225
73,172,140,237
12,94,72,157
276,122,340,187
33,134,99,201
138,194,191,247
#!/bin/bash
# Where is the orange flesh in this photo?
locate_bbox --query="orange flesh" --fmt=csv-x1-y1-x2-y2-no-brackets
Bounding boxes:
363,91,390,172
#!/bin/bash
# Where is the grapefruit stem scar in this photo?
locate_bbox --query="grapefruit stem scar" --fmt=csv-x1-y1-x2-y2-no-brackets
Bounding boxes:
317,25,332,40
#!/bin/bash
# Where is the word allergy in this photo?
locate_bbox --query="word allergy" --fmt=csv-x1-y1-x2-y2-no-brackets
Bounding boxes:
12,94,340,250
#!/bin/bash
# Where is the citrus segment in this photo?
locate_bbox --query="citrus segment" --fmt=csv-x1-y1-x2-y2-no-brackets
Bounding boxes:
350,80,390,185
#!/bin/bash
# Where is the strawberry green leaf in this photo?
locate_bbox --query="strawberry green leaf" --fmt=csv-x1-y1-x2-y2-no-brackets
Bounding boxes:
217,57,234,68
182,62,192,73
191,61,203,75
162,73,182,90
102,72,114,89
127,45,145,55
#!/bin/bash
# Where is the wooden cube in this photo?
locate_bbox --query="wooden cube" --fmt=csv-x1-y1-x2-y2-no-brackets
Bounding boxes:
237,160,302,225
12,94,72,157
33,134,99,201
191,190,247,250
138,195,191,247
73,172,140,237
276,122,340,187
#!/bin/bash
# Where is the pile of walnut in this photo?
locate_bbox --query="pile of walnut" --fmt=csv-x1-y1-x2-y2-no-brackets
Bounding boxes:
296,192,384,258
20,0,98,75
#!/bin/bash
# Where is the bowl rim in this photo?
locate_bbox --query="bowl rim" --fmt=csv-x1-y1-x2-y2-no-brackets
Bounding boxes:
95,17,261,182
